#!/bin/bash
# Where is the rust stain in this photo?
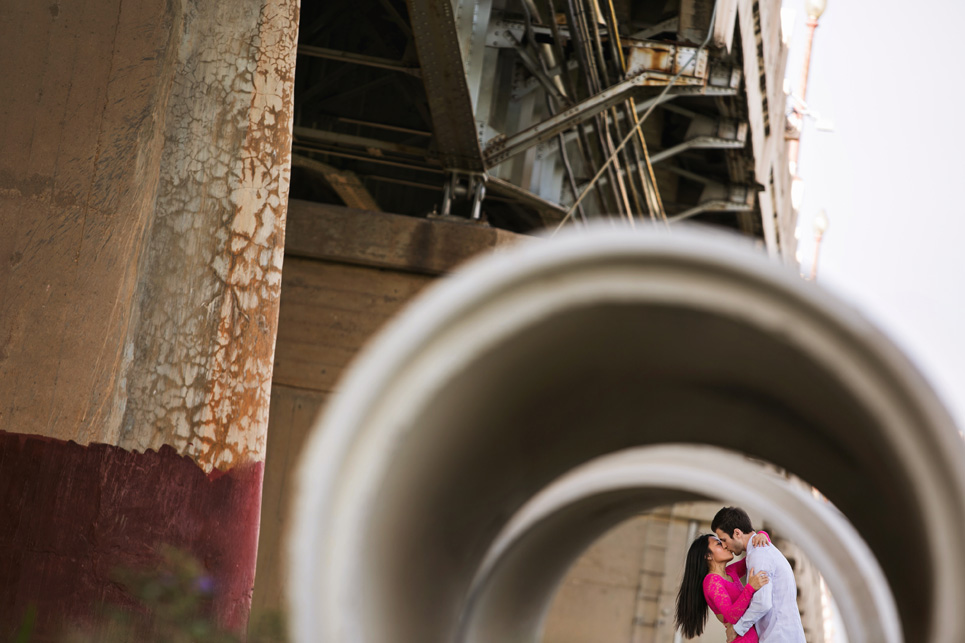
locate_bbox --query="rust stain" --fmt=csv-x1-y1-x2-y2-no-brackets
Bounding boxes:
648,49,671,72
194,0,299,472
119,0,299,473
628,45,673,75
195,4,297,471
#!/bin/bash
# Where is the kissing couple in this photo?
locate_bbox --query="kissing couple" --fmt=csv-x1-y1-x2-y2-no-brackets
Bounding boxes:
674,506,807,642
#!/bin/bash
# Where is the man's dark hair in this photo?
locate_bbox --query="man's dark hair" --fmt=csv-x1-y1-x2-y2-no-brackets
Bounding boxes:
711,506,754,537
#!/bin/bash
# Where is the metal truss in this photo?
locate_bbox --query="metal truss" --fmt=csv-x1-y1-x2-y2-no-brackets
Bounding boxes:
405,0,486,171
667,182,757,222
296,0,783,240
483,70,706,168
649,111,748,164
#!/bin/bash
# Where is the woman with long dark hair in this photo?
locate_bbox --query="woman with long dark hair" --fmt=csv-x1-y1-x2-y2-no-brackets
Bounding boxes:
674,533,770,641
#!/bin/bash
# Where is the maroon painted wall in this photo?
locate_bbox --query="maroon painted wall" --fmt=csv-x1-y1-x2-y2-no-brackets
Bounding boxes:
0,430,263,638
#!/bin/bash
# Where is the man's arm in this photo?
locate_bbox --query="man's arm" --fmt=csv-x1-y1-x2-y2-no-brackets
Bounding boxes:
734,581,772,635
733,548,775,636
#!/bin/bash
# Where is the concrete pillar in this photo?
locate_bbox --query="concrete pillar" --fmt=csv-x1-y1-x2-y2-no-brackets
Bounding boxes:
0,0,298,636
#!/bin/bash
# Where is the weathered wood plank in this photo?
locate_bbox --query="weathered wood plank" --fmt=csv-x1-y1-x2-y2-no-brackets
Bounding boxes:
273,342,362,392
284,199,523,274
256,207,521,619
291,154,381,211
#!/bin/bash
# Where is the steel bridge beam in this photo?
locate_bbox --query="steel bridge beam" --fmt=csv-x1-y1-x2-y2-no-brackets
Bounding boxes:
483,71,705,168
668,182,757,221
650,134,746,163
406,0,486,171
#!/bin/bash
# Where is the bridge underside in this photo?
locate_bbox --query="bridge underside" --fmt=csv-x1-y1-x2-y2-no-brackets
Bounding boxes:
292,0,795,256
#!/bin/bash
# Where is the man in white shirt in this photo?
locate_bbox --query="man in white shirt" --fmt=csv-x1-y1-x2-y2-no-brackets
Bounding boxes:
712,506,806,643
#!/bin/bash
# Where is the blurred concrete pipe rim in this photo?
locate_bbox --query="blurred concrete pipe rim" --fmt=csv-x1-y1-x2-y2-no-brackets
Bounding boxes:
288,223,965,643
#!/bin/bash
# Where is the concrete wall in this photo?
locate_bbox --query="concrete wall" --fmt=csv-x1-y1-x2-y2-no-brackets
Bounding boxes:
542,503,722,643
782,534,832,642
251,200,522,619
251,256,432,617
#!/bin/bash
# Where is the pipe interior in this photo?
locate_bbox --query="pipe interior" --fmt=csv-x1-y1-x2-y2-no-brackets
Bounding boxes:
457,445,900,643
362,303,927,642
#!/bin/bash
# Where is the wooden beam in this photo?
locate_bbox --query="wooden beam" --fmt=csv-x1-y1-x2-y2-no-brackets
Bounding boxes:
285,199,523,274
293,126,434,160
291,154,381,211
297,44,421,77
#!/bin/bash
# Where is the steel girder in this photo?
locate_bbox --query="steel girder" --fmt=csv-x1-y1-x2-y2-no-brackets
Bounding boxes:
405,0,486,171
483,71,706,168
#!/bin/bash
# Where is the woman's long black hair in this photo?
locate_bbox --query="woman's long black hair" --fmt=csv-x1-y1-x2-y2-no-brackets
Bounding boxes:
674,534,713,638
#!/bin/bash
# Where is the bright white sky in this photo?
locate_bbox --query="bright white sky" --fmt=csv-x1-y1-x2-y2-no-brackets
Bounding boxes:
784,0,965,430
781,2,965,641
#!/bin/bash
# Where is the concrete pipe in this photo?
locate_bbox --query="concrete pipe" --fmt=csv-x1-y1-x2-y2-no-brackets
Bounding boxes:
288,226,965,643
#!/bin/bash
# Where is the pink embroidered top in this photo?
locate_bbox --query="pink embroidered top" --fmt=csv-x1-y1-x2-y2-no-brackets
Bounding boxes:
703,558,759,642
702,529,771,643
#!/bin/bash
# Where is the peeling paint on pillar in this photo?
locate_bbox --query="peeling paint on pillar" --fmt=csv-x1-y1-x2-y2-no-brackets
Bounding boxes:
120,0,299,473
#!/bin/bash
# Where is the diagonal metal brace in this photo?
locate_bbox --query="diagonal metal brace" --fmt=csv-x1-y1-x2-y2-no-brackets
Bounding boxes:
650,134,746,163
407,0,486,171
668,183,757,222
483,71,705,167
